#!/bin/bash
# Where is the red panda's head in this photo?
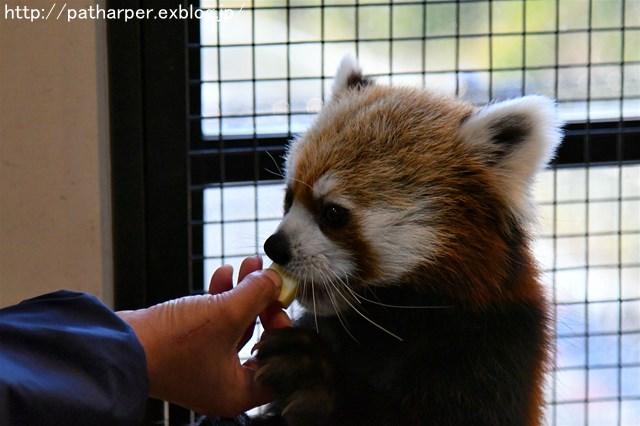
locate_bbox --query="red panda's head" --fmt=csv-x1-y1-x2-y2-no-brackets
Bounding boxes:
265,57,562,315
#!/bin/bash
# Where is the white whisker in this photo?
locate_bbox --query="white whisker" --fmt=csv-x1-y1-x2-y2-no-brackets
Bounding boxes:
353,294,450,310
265,151,286,179
311,277,319,333
325,275,403,342
287,176,313,190
265,167,285,180
324,277,359,343
328,267,360,305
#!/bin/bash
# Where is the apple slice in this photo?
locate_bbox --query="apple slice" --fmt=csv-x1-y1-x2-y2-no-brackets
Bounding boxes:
268,263,299,307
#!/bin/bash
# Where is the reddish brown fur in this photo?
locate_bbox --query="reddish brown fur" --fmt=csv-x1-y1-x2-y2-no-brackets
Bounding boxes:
257,77,555,425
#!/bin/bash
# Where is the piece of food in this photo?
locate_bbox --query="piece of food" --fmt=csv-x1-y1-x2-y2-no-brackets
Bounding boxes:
268,263,299,307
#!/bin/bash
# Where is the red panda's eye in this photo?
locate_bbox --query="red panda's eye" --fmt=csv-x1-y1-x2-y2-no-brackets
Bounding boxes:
321,204,348,228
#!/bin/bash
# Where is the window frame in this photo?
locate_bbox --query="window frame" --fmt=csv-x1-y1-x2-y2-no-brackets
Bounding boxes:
108,0,191,311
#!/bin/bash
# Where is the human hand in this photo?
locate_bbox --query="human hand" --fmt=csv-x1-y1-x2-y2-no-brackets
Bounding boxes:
116,256,292,417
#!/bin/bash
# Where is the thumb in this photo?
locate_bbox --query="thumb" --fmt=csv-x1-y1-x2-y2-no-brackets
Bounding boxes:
226,269,283,326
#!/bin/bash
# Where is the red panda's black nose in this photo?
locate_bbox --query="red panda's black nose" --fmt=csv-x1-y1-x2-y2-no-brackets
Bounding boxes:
264,233,292,266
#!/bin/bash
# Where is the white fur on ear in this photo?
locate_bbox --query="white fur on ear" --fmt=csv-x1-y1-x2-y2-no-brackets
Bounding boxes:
332,55,370,99
459,96,563,218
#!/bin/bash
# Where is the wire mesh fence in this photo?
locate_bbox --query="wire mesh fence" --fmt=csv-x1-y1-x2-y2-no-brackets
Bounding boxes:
186,1,640,424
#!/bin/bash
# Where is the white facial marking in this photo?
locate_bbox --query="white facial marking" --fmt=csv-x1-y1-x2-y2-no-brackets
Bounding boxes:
362,208,441,284
278,202,355,316
312,174,355,211
312,174,337,200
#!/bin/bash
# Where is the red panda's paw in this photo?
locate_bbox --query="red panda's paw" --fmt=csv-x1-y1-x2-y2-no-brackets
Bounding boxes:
254,327,335,425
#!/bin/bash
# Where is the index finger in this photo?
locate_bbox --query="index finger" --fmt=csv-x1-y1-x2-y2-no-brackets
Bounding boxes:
209,264,234,295
238,256,263,282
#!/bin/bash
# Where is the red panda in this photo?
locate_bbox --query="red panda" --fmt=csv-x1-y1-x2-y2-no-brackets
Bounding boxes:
254,57,562,426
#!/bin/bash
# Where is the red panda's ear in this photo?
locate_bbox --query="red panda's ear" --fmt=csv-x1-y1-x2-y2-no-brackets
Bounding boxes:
460,96,562,177
331,56,373,100
459,96,563,211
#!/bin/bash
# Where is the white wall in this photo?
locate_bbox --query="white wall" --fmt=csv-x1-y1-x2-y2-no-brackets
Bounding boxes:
0,0,112,308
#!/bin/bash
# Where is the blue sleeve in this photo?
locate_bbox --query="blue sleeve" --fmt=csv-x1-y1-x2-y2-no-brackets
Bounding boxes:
0,290,148,425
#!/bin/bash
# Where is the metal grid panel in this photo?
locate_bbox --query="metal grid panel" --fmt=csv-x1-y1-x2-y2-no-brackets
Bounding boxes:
535,165,640,425
188,1,640,424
